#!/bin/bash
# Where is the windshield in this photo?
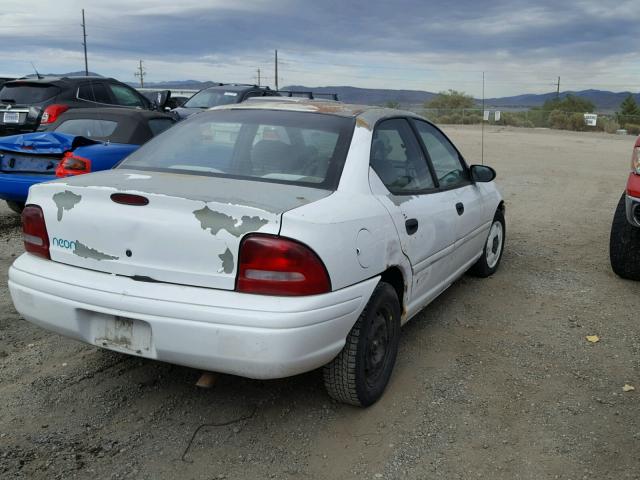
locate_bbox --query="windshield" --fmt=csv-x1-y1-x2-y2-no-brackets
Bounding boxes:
118,109,354,189
183,89,242,108
0,83,60,104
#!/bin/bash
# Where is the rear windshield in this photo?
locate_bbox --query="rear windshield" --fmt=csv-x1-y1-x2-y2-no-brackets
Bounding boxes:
183,89,242,108
0,83,60,104
118,109,354,189
54,119,118,140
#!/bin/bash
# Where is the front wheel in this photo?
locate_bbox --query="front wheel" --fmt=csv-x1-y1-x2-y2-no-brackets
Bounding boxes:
6,200,25,215
610,193,640,280
323,282,401,407
469,209,505,277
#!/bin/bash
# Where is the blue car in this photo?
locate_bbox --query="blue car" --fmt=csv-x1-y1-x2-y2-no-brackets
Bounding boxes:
0,108,175,213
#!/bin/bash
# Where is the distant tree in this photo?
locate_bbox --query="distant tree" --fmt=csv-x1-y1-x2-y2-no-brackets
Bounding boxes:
617,94,640,128
542,94,594,113
426,90,475,110
384,100,400,109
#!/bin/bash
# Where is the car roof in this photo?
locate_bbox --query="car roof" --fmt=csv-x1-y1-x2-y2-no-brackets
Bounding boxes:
47,107,175,144
212,98,423,127
4,76,120,87
201,84,271,93
53,107,173,120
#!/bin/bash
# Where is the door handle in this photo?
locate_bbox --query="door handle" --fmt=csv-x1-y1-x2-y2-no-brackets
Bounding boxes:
405,218,419,235
456,202,465,215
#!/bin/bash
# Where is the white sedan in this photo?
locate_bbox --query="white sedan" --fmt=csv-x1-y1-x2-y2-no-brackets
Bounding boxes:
9,99,505,407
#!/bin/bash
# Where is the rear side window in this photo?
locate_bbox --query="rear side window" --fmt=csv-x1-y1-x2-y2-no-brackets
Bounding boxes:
54,119,118,139
77,83,111,104
148,118,175,136
0,84,60,104
108,84,145,107
119,110,354,189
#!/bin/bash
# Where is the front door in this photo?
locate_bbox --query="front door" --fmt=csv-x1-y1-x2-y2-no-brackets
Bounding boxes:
412,120,489,274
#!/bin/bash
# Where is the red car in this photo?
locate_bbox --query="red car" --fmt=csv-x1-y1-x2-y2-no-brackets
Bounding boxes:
610,136,640,280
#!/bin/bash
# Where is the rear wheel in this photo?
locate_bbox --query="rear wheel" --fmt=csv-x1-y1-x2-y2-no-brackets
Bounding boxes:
6,200,25,215
469,209,505,277
610,193,640,280
323,282,400,407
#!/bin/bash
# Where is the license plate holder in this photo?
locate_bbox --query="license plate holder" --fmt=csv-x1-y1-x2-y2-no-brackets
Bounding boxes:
3,112,20,123
94,315,152,355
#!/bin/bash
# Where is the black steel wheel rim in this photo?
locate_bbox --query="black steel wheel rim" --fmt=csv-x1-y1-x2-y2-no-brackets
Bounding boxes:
364,304,393,388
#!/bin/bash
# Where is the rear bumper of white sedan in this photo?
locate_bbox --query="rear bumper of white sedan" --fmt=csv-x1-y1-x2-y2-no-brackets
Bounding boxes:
8,254,379,379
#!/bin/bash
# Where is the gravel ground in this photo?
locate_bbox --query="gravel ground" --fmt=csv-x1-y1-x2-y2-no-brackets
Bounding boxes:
1,125,639,479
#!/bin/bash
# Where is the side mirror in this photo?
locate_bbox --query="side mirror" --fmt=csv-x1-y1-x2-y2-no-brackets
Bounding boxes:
151,90,171,111
470,165,496,183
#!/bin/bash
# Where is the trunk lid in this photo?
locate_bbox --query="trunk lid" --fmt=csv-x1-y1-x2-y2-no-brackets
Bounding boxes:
0,132,98,174
28,169,331,290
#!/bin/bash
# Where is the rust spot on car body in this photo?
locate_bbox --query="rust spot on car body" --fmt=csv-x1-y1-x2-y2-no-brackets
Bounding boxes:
52,190,81,221
218,248,234,273
73,241,119,261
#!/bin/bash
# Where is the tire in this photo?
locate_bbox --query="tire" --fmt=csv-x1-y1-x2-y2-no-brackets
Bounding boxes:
323,282,401,407
469,208,506,278
6,200,25,215
609,193,640,280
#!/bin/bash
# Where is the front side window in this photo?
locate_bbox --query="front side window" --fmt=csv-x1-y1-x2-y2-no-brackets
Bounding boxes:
370,118,435,194
108,84,145,108
183,89,240,108
414,120,468,188
118,110,354,189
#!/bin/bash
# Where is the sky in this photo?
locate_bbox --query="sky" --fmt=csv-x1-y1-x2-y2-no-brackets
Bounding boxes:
1,0,639,97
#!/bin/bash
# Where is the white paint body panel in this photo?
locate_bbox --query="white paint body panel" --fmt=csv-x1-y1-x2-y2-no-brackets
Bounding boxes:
10,102,504,378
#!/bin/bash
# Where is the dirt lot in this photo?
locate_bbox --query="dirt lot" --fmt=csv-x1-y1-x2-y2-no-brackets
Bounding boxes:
1,125,639,479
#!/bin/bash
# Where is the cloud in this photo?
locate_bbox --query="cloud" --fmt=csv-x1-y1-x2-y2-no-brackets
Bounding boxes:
0,0,638,96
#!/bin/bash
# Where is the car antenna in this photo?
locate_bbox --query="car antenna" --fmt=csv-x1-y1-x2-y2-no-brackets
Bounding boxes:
30,62,43,80
481,71,485,166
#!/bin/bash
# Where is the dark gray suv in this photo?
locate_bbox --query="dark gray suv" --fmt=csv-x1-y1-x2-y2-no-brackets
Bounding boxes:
0,76,165,136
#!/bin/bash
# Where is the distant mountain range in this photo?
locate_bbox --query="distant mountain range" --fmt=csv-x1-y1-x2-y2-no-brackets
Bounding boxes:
29,73,638,112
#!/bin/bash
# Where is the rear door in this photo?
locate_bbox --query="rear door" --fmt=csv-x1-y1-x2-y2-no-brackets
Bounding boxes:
369,118,458,307
412,119,489,274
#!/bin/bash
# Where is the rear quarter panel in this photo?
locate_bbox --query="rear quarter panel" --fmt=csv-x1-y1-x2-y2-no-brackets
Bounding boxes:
72,143,138,172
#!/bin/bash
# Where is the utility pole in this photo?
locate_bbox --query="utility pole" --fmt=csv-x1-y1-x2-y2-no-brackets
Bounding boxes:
274,50,279,90
81,9,88,76
556,76,560,100
256,68,261,86
135,60,146,88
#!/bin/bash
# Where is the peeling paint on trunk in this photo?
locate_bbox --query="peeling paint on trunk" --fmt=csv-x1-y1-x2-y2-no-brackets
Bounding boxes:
73,241,119,261
52,190,81,221
194,206,268,237
218,248,234,274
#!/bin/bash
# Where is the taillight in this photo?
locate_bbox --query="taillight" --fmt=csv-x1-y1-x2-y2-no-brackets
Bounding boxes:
55,152,91,177
41,104,69,124
236,234,331,296
22,205,50,259
632,136,640,175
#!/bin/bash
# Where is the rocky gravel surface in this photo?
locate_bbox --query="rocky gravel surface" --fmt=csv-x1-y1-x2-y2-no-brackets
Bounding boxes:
1,125,639,479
